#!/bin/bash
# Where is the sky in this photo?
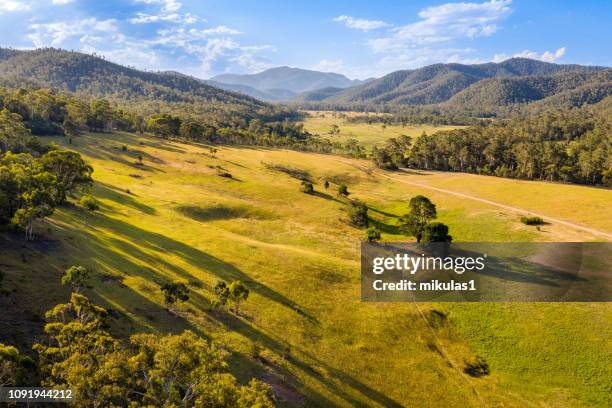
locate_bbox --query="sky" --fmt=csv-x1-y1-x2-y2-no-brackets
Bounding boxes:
0,0,610,79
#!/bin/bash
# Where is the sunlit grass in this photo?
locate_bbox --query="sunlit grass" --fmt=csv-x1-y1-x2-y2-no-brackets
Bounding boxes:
2,131,610,407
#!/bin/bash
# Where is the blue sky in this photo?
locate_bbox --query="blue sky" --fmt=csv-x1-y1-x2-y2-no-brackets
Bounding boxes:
1,0,610,79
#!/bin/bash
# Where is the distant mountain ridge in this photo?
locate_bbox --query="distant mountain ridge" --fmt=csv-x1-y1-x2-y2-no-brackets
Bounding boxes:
210,66,369,101
306,58,609,110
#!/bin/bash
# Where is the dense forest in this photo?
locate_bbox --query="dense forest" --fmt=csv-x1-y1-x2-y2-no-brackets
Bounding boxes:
291,58,611,117
372,100,612,186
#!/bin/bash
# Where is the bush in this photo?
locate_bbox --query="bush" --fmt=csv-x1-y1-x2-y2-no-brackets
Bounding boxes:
347,199,368,228
463,356,490,377
300,181,314,194
79,195,99,211
337,184,349,197
365,227,381,242
520,216,544,225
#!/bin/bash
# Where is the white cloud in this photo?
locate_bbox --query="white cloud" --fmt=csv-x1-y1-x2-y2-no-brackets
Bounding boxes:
0,0,30,12
52,0,75,5
130,0,196,24
23,0,275,77
333,15,390,31
129,12,197,24
28,18,119,47
368,0,512,53
493,47,566,63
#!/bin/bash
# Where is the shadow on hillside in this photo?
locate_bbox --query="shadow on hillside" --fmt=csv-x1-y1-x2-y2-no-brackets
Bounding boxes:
74,135,168,172
211,310,404,408
94,182,156,215
67,209,317,324
369,218,401,236
398,168,433,176
310,191,344,204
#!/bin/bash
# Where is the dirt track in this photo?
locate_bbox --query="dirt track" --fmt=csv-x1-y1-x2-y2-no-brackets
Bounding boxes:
333,158,612,241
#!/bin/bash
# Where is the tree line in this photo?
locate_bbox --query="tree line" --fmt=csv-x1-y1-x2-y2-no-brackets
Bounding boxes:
0,86,366,158
372,108,612,186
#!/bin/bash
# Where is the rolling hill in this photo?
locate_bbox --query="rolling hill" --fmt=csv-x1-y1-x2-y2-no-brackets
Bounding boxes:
308,58,609,111
0,47,266,112
211,66,368,101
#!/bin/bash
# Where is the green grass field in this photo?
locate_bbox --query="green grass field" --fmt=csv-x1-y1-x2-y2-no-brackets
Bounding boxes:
300,111,462,148
1,131,611,407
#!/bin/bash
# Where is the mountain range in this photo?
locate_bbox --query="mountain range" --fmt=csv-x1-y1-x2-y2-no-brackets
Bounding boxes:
209,66,370,101
296,58,610,110
0,47,609,115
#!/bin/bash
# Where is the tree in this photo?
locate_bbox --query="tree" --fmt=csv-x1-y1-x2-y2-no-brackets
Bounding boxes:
228,280,249,314
11,170,58,240
34,294,274,407
400,195,437,242
160,282,190,309
323,179,330,190
61,265,91,293
40,150,93,204
63,115,81,144
347,199,369,228
365,227,381,242
337,184,349,198
213,280,230,309
0,343,37,387
179,121,204,140
300,180,314,194
328,124,340,136
421,222,452,243
147,114,181,139
210,147,218,158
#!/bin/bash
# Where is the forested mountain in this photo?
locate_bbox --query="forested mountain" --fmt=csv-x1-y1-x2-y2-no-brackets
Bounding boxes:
308,58,608,112
211,66,367,101
443,69,612,114
0,48,268,119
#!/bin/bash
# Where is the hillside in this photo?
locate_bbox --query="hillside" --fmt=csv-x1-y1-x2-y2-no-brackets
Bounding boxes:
444,69,612,113
211,66,366,101
1,130,611,407
0,48,267,114
312,58,608,111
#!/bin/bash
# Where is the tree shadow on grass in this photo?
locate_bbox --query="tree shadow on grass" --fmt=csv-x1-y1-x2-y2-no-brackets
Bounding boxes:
94,182,156,215
369,218,401,236
211,310,404,408
67,209,317,324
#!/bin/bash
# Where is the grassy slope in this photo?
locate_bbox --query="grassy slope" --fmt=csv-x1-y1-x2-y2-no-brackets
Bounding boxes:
300,111,462,148
1,131,610,407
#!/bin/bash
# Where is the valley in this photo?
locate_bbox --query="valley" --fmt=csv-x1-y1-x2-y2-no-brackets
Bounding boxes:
2,130,610,407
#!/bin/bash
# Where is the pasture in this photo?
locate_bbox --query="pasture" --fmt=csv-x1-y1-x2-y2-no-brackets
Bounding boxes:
1,131,610,407
299,110,462,148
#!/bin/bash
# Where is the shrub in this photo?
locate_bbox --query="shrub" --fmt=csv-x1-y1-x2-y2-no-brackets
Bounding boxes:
365,227,381,242
300,181,314,194
463,356,490,377
520,216,544,225
337,184,349,197
121,145,127,151
347,199,368,228
79,195,99,211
